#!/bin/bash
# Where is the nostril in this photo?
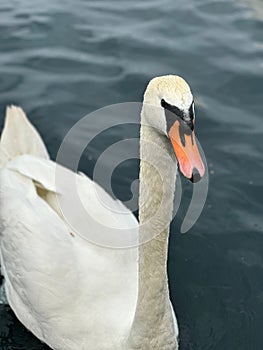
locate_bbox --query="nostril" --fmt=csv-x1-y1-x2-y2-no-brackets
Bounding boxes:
190,168,201,183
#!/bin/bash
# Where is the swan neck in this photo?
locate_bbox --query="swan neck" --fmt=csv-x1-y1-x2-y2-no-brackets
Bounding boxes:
128,109,178,349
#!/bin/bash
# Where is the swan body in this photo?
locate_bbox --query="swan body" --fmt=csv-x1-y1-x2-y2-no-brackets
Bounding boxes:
0,76,204,349
0,154,138,350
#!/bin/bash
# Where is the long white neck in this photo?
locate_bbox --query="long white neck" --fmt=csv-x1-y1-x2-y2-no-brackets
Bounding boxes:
128,107,178,349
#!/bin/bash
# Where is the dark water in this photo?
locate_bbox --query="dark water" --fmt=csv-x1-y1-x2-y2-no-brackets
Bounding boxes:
0,0,263,349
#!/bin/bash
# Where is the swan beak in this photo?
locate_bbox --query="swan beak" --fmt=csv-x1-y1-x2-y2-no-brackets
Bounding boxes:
168,120,205,182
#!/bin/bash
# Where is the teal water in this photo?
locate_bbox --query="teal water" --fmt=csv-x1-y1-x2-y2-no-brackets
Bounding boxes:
0,0,263,349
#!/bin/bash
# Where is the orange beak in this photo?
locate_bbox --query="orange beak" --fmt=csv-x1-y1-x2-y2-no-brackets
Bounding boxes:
168,120,205,182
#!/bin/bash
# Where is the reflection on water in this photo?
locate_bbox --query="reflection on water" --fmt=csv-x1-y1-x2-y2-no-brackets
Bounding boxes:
0,0,263,349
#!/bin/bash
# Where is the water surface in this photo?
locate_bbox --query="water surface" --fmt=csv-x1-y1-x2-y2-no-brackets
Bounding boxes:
0,0,263,349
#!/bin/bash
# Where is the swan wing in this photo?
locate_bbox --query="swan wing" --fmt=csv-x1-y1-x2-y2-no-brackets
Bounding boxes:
0,106,49,167
0,155,138,349
6,154,139,246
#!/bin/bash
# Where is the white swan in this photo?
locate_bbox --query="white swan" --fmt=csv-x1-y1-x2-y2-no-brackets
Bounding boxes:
0,75,205,350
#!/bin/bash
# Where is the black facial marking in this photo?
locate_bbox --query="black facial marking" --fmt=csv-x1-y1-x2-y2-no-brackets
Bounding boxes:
161,99,184,118
163,108,178,132
161,98,195,135
189,101,195,121
179,125,186,147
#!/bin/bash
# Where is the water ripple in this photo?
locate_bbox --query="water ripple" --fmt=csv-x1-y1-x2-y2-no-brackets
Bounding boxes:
0,0,263,349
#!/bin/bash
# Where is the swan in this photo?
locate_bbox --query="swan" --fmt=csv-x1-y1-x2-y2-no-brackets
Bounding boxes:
0,75,205,350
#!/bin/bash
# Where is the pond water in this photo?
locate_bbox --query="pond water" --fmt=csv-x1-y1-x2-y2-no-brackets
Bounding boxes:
0,0,263,349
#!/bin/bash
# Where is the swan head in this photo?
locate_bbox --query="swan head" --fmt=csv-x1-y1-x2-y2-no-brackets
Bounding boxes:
143,75,205,183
